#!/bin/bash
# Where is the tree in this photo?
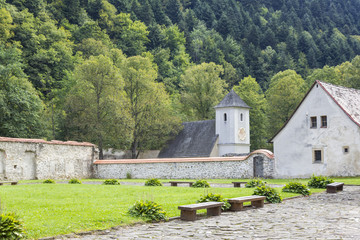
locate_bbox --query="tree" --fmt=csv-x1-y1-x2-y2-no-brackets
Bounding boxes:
119,55,181,158
265,70,305,137
234,76,269,150
65,55,131,159
180,62,227,120
0,44,45,138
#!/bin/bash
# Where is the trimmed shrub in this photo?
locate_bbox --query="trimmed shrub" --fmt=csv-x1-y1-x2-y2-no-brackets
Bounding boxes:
0,212,25,239
103,179,120,185
128,200,167,222
253,185,282,203
308,175,334,188
68,179,82,184
43,179,55,184
197,193,231,211
144,179,163,186
192,180,210,188
245,179,265,188
282,182,311,196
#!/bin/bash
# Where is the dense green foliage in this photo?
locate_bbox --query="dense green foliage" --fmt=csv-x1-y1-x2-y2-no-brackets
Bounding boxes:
128,200,167,222
43,179,55,184
253,185,282,203
245,179,265,188
0,212,25,239
192,179,210,188
308,175,334,188
144,178,163,186
196,192,230,210
282,182,311,196
103,179,120,185
68,179,82,184
2,0,360,152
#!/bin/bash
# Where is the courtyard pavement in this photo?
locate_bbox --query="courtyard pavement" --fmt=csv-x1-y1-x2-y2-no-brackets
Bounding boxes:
54,186,360,240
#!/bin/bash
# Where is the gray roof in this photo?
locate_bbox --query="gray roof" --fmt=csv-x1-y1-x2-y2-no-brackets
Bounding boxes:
215,89,250,109
158,120,218,158
320,81,360,126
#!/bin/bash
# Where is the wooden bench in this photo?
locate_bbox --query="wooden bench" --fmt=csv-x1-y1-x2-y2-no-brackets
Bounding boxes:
326,182,344,193
178,202,224,221
0,181,18,185
232,181,247,188
228,195,266,211
169,181,194,187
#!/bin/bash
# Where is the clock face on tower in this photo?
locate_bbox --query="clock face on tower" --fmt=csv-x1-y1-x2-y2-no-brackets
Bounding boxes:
238,127,246,141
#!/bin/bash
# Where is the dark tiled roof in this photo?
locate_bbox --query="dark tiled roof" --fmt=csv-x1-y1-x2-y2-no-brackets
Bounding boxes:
215,89,250,109
158,120,218,158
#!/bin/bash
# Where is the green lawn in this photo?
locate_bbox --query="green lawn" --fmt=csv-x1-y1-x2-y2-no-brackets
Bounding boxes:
0,182,325,239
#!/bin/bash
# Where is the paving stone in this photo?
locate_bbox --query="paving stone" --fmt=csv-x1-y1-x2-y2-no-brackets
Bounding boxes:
54,186,360,240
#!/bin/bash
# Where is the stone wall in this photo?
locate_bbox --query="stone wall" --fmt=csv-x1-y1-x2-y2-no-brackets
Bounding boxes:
94,150,275,179
0,137,96,181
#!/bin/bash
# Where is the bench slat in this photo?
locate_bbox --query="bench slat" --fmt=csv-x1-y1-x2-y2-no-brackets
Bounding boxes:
228,195,266,203
178,202,224,211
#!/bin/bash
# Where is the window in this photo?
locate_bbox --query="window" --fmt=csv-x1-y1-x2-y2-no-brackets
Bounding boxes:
310,117,317,128
313,149,323,163
343,146,349,154
321,116,327,128
240,113,243,122
224,113,227,122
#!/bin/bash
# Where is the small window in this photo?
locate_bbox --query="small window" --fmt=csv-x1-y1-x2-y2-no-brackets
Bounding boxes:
240,113,243,122
343,146,349,154
321,116,327,128
224,113,227,122
310,117,317,128
313,149,323,163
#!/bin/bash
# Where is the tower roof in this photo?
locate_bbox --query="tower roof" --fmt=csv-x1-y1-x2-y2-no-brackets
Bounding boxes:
214,89,251,109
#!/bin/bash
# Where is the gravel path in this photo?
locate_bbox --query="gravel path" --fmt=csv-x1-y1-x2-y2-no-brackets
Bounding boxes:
50,186,360,240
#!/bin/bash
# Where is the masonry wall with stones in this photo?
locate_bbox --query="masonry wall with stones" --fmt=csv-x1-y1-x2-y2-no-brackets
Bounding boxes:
0,137,96,181
94,150,275,179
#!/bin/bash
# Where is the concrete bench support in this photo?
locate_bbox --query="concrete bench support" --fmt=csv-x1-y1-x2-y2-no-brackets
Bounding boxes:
178,202,224,221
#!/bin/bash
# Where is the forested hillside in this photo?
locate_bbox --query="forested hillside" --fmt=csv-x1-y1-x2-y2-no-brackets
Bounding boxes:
1,0,360,157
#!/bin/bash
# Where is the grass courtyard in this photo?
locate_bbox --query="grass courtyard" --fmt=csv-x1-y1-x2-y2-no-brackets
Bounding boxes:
1,178,358,239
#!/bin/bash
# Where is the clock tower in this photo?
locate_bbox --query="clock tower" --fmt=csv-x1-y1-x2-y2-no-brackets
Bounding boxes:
215,89,250,156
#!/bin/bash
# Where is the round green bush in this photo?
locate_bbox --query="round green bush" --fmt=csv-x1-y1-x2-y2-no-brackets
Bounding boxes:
253,185,282,203
68,179,82,184
191,180,210,188
245,178,265,188
144,178,163,186
128,200,167,222
43,179,55,184
308,175,334,188
103,179,120,185
0,212,25,239
282,182,311,196
197,193,231,210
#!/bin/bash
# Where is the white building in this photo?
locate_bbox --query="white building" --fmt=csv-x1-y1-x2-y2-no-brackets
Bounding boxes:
159,89,251,158
271,80,360,178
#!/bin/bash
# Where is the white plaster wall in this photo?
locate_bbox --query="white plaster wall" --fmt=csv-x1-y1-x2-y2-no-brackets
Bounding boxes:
94,154,274,179
216,107,250,156
0,142,95,180
273,83,360,178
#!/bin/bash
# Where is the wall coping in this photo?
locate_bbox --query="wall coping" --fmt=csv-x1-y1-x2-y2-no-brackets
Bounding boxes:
0,137,95,147
94,149,274,164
